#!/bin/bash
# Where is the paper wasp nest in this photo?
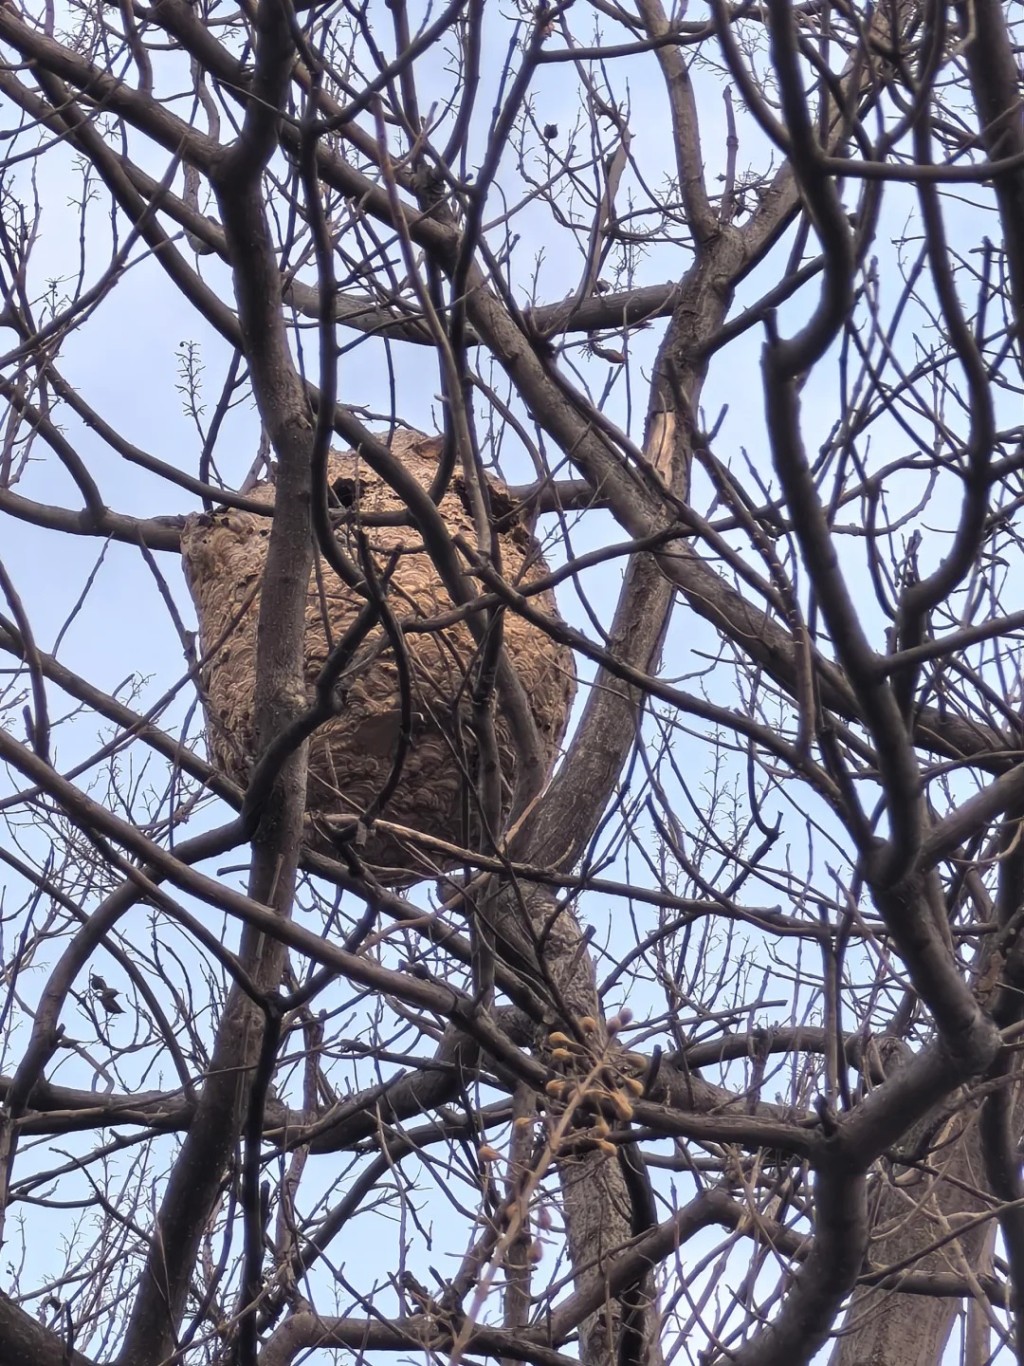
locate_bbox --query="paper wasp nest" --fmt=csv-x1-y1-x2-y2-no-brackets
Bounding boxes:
181,431,575,884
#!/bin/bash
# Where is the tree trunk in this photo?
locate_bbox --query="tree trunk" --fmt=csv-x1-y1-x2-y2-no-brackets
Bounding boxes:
829,1102,1005,1366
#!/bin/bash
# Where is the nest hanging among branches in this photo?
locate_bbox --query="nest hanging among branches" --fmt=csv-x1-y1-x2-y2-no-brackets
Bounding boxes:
181,430,576,884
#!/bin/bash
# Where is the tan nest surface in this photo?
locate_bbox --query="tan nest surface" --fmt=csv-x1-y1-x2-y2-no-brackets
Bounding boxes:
181,430,576,884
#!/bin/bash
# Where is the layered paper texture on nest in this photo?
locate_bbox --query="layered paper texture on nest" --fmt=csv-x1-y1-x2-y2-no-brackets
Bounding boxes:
181,430,576,883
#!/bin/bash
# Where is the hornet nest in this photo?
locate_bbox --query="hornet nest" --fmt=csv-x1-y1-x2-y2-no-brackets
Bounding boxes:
181,430,576,884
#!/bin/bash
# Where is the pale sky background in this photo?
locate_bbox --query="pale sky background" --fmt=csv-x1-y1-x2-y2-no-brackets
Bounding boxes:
0,2,1018,1360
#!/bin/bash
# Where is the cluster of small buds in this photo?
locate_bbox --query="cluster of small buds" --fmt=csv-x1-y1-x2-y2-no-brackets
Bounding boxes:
474,1137,553,1265
541,1010,642,1153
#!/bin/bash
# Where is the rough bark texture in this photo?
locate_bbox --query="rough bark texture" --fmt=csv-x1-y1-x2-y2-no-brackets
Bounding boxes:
829,1101,1000,1366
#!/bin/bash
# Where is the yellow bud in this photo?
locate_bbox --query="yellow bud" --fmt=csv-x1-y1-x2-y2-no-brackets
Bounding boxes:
478,1144,500,1162
607,1092,634,1121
